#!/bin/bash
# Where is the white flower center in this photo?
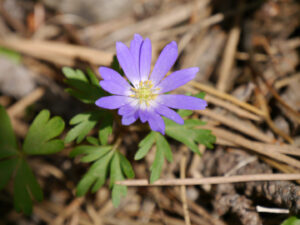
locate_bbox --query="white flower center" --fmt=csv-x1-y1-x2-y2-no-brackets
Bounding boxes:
130,81,159,106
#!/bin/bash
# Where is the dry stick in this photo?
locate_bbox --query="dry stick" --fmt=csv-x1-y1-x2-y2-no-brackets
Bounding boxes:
7,87,45,118
0,38,113,66
217,0,244,92
180,155,191,225
86,205,103,225
274,73,300,89
98,0,210,48
81,16,134,41
197,108,273,143
261,157,300,185
181,85,262,121
205,94,262,121
235,52,268,62
189,81,265,116
117,174,300,187
255,87,293,144
208,125,300,168
50,197,84,225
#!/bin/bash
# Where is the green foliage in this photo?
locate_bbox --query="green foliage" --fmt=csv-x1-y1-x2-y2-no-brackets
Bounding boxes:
0,107,65,215
134,131,156,160
70,142,134,206
65,110,113,145
281,217,300,225
14,158,43,215
23,110,65,155
65,111,102,144
98,113,113,145
62,67,105,104
0,105,18,159
135,107,215,183
135,132,172,183
165,118,215,154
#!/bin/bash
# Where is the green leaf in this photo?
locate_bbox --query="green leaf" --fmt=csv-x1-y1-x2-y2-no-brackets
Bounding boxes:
14,158,43,215
80,146,112,163
112,184,127,207
183,119,206,128
195,92,206,99
195,129,216,149
119,153,134,179
110,153,127,207
150,143,164,184
63,67,105,104
164,117,215,153
0,105,18,159
156,133,172,163
70,145,112,161
281,217,300,225
134,132,156,160
86,136,100,146
86,68,100,86
23,110,65,155
98,113,113,145
177,109,193,117
65,111,103,144
0,158,18,190
76,150,114,196
164,118,200,155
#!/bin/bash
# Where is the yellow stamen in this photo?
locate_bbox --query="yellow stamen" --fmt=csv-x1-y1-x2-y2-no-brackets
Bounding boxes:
131,80,159,106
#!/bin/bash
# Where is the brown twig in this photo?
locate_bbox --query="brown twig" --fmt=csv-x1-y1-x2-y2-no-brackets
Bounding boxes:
0,38,113,66
117,174,300,186
180,155,191,225
206,125,300,168
217,0,244,92
189,81,265,116
198,108,273,143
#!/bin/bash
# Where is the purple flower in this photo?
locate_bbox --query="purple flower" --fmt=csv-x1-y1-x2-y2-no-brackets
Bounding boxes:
96,34,207,134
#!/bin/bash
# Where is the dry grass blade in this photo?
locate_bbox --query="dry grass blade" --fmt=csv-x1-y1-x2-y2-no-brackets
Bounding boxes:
117,174,300,186
197,108,273,143
190,81,265,116
0,38,113,66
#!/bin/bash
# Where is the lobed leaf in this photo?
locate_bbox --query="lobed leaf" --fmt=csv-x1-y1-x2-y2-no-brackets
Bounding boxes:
156,133,172,163
98,113,113,145
164,117,216,154
134,131,156,160
23,110,65,155
76,150,114,196
14,158,43,215
65,111,103,144
86,136,100,146
150,142,164,184
119,153,135,179
0,105,18,159
110,153,127,207
164,118,200,154
195,129,216,149
63,67,105,104
0,158,18,190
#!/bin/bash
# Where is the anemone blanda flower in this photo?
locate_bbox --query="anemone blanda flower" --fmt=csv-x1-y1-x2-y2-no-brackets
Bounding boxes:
96,34,207,134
